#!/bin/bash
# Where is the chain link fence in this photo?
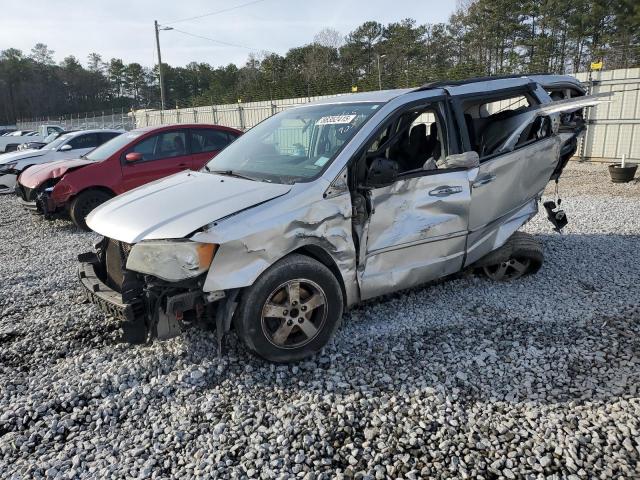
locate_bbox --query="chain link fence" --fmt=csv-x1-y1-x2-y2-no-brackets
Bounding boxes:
17,108,135,132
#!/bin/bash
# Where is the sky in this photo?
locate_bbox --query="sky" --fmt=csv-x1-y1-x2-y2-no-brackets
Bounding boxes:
0,0,457,68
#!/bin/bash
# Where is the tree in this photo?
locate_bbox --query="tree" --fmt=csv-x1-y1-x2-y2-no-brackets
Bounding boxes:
30,43,55,65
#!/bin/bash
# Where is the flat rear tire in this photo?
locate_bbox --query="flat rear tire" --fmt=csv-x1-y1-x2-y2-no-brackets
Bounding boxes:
480,232,543,281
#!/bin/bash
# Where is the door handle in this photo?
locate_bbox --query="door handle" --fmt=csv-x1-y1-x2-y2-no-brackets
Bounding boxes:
429,185,463,197
472,174,496,188
178,163,188,168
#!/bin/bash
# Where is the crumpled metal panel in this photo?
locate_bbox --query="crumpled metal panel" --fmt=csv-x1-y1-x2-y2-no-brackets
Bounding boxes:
466,137,560,264
192,181,360,306
358,169,472,300
87,171,291,243
465,198,538,267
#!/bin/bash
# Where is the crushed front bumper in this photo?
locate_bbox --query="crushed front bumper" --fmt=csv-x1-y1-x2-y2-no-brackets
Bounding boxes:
78,254,148,343
78,244,216,345
15,183,63,216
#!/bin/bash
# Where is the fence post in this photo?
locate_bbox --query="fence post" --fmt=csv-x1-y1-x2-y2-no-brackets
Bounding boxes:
212,105,218,124
271,103,277,116
579,69,600,162
176,107,181,124
238,104,245,130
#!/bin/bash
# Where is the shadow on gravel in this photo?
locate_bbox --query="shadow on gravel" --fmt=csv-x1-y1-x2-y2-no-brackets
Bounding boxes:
212,232,640,406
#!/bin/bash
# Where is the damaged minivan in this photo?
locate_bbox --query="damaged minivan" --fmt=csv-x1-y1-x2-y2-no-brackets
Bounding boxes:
78,75,605,362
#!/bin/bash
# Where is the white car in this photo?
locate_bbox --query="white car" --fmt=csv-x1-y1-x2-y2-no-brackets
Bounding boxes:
0,125,63,153
0,129,123,194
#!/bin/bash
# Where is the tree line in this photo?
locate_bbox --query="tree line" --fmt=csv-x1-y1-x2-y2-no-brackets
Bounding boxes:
1,0,638,124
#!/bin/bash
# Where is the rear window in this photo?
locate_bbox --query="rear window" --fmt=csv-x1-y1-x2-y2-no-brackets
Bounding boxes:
191,129,234,153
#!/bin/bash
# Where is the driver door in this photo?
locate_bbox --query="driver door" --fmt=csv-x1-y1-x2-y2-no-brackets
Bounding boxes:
358,101,472,300
121,129,192,192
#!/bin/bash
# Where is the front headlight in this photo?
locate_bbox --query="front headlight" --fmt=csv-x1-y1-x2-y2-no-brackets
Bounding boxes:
126,240,217,281
0,162,17,173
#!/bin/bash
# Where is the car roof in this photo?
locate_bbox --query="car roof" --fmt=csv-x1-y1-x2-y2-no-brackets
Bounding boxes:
307,89,415,106
305,74,585,109
62,129,124,137
132,124,241,134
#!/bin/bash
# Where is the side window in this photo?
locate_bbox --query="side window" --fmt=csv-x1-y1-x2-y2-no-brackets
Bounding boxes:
546,87,586,131
126,131,187,161
226,131,240,143
98,132,121,144
67,133,99,150
364,103,448,175
462,92,545,159
128,135,158,161
191,129,232,154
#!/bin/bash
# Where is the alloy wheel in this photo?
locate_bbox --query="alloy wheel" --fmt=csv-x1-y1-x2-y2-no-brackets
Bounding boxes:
261,279,328,349
483,257,531,281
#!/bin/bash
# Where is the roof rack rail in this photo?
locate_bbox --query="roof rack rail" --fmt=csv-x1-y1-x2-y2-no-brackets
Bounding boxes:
415,73,553,91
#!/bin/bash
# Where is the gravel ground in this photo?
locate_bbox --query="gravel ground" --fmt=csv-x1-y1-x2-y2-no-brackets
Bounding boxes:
0,162,639,479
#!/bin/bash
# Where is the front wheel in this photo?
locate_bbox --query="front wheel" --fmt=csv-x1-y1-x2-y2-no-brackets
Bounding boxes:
69,190,112,231
235,254,344,363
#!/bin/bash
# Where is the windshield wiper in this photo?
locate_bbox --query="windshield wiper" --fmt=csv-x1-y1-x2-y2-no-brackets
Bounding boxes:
209,169,256,181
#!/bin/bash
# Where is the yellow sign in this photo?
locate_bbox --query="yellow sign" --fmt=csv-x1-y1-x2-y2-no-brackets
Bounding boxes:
591,61,603,71
351,86,358,93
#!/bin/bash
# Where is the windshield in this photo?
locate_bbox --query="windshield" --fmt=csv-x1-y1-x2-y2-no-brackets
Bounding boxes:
45,134,74,150
205,102,382,183
84,131,141,161
42,132,61,144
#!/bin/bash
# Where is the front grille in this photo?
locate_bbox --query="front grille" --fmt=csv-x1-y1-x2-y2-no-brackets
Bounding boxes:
104,238,133,292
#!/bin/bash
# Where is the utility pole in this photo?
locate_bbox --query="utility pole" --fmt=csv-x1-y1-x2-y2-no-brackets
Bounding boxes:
154,20,170,111
376,54,386,91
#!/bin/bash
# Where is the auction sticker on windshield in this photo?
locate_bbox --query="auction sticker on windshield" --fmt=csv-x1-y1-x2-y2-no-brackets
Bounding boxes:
316,114,357,125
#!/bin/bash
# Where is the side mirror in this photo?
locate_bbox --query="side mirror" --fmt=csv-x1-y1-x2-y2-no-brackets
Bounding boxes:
443,151,479,169
125,152,143,162
366,157,398,188
59,144,73,152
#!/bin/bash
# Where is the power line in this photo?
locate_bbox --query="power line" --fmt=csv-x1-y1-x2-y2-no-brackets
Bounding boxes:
162,0,269,26
168,27,260,51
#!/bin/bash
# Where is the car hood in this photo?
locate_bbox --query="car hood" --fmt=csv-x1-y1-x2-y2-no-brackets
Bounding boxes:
18,158,92,189
0,149,46,165
87,170,292,243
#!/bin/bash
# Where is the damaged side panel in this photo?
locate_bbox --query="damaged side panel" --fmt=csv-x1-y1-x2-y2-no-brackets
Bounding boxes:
192,182,360,306
465,137,560,265
358,170,472,300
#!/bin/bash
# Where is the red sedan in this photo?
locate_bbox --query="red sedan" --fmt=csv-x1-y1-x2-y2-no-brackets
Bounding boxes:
16,124,242,229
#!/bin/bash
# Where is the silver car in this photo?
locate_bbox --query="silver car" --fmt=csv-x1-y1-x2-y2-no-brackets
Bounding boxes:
78,75,603,362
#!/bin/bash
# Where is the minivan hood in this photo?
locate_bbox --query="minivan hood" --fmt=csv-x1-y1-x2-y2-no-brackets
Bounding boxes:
18,158,92,189
87,170,291,243
0,149,45,165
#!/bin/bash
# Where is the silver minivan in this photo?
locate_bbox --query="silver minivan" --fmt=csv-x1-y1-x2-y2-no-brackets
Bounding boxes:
78,75,602,362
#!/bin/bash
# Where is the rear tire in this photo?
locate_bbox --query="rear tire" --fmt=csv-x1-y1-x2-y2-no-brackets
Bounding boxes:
70,190,112,231
480,232,543,281
235,254,343,363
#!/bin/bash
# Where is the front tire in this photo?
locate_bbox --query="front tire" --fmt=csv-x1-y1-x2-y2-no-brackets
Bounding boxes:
235,254,343,363
69,190,112,231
